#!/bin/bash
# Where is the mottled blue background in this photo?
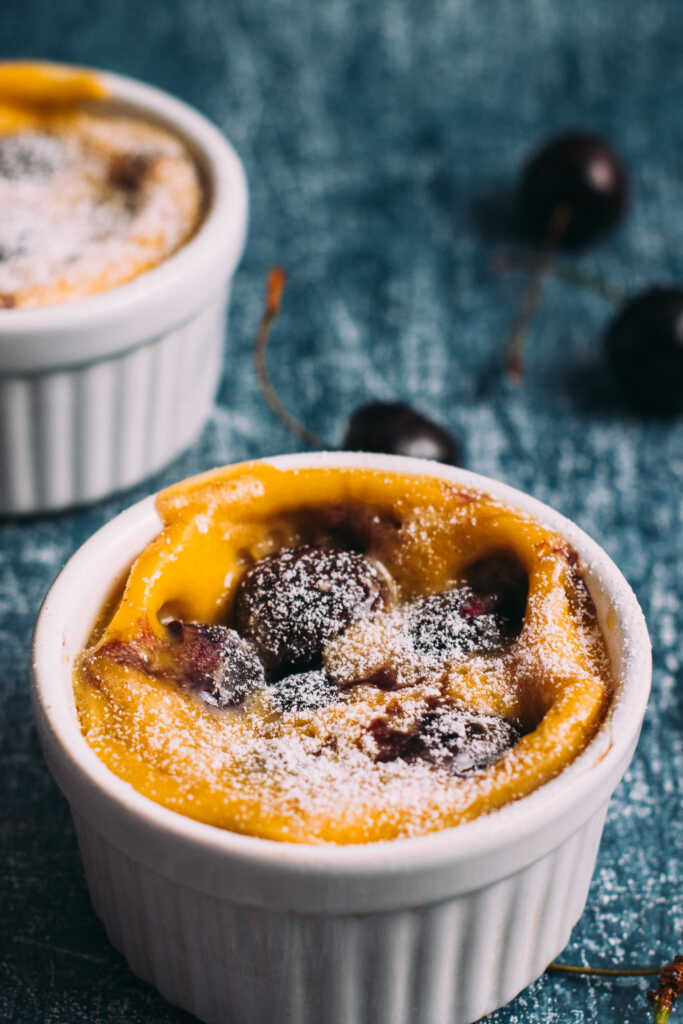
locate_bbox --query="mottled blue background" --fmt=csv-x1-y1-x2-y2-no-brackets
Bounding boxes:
1,1,682,1021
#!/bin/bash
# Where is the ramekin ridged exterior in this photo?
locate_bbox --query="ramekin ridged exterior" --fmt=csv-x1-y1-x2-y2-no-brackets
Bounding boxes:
0,67,248,515
32,453,652,1024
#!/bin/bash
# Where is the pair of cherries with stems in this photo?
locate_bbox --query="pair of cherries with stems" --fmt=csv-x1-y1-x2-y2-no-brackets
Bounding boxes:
253,135,682,1022
510,131,683,415
256,132,683,472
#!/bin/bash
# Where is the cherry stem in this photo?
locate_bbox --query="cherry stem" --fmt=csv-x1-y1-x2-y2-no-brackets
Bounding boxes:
504,203,573,380
548,961,662,978
546,262,625,305
253,268,329,450
550,957,683,1022
493,249,625,306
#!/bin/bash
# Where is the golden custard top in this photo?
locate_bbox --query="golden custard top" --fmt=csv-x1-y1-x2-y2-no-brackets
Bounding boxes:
74,463,614,844
0,62,203,309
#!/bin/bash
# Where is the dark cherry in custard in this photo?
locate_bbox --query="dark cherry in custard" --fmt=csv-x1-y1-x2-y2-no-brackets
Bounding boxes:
234,544,388,675
268,669,339,713
167,621,265,708
370,701,521,776
406,585,515,662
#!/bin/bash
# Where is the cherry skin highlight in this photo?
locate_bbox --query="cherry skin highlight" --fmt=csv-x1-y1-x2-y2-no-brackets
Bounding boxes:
343,401,460,465
519,131,628,248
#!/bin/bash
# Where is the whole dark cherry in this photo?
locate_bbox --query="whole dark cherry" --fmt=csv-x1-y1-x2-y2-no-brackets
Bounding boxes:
406,554,528,664
519,132,628,248
604,287,683,414
342,402,460,465
406,585,516,662
234,545,388,675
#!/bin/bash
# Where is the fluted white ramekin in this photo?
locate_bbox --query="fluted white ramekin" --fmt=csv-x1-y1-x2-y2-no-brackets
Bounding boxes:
0,66,247,515
32,453,651,1024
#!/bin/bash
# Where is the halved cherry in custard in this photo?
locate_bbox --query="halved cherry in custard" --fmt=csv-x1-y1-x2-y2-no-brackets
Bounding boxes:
369,701,522,776
166,621,265,708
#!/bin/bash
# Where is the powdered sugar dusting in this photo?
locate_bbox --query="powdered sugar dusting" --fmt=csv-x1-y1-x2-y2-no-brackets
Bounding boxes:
0,113,203,307
77,498,613,844
80,659,522,841
267,669,339,712
72,467,616,844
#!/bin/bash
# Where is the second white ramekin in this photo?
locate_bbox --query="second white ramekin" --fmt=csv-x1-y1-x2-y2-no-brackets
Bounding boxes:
0,66,248,515
32,453,651,1024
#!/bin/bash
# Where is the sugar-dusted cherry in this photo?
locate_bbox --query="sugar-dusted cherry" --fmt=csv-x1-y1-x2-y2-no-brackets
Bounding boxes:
419,704,522,776
405,585,517,662
342,401,460,465
368,701,521,775
269,669,339,713
234,545,388,675
604,287,683,414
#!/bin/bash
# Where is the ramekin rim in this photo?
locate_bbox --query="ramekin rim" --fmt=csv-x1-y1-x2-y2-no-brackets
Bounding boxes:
32,452,652,874
0,64,248,369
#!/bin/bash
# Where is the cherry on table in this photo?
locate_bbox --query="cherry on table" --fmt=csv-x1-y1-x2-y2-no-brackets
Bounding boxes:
342,401,461,465
519,131,628,248
504,131,629,379
604,287,683,413
253,272,464,459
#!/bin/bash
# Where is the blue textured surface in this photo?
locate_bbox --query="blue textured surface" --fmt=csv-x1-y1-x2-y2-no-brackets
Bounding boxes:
1,2,682,1021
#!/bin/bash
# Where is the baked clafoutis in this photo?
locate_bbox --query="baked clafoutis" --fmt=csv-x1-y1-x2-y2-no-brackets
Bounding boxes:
74,462,614,844
0,62,204,309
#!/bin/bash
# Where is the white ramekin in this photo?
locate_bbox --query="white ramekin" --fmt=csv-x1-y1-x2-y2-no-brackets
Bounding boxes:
0,66,248,515
32,453,651,1024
